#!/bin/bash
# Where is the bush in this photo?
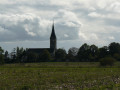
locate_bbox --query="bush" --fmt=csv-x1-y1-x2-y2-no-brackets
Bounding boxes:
99,57,116,66
113,53,120,61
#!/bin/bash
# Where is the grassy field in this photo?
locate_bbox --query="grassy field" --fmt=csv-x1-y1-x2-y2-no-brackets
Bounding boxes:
0,62,120,89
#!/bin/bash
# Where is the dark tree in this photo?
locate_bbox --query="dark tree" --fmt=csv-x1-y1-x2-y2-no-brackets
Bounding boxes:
16,47,24,62
27,52,38,63
98,46,109,58
0,46,4,64
55,48,67,62
109,42,120,55
0,54,4,64
39,50,51,62
77,43,90,62
67,47,78,62
89,44,98,62
4,51,10,63
10,48,16,63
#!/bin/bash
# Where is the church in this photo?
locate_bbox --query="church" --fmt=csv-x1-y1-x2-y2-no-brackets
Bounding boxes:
27,23,57,56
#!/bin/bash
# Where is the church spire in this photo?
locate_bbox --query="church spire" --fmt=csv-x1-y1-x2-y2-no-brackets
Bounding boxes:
50,21,57,53
50,21,56,39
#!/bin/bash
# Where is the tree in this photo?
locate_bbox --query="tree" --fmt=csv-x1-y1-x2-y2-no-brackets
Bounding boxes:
88,45,98,62
10,48,16,63
4,51,10,63
27,52,38,63
98,46,109,58
0,54,4,64
55,48,67,62
109,42,120,55
67,47,78,62
39,50,51,62
0,46,4,64
16,47,24,62
20,50,27,63
77,43,90,62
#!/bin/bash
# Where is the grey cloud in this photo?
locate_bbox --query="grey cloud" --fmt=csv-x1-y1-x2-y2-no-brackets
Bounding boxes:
0,0,120,51
104,19,120,27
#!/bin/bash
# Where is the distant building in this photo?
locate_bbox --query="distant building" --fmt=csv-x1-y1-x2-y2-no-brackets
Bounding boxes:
27,22,57,56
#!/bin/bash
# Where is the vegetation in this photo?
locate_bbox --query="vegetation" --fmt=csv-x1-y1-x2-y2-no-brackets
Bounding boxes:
0,62,120,89
99,57,116,66
0,46,4,64
55,48,67,62
40,50,51,62
1,42,120,64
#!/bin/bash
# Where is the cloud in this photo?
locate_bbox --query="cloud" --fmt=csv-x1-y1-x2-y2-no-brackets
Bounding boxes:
0,0,120,51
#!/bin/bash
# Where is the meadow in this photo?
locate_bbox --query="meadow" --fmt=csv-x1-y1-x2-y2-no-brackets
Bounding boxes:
0,62,120,90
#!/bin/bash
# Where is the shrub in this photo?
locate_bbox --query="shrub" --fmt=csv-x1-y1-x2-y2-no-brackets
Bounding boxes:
113,53,120,61
99,57,116,66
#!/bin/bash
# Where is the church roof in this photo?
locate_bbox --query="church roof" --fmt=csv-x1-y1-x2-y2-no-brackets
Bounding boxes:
27,48,54,54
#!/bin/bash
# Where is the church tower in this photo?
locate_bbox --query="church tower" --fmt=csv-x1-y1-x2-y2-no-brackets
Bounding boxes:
50,22,57,54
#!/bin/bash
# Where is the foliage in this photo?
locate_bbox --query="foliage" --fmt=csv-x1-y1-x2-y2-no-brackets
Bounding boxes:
2,42,120,63
0,46,4,64
99,57,116,66
27,52,38,63
0,54,4,64
16,47,24,62
89,44,99,62
0,46,4,53
77,43,90,61
4,51,9,63
55,48,67,61
67,47,78,62
113,53,120,61
98,46,109,58
109,42,120,55
39,50,51,62
68,47,78,56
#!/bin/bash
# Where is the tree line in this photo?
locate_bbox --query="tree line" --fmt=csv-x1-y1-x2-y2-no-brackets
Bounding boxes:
0,42,120,64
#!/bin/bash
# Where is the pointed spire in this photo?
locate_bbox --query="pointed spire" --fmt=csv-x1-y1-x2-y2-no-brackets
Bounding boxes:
52,20,54,31
53,19,54,25
50,21,56,39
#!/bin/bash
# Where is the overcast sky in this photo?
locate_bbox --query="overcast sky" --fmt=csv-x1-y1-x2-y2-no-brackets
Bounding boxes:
0,0,120,52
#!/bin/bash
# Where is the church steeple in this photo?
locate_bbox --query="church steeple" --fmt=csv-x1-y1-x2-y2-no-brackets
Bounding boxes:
50,21,56,39
50,21,57,54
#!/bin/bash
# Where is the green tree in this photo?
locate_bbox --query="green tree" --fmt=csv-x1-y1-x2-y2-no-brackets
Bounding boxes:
0,46,4,64
4,51,10,63
89,45,98,62
98,46,109,58
109,42,120,55
27,52,38,63
77,43,90,62
55,48,67,62
16,47,24,62
39,50,51,62
67,47,78,62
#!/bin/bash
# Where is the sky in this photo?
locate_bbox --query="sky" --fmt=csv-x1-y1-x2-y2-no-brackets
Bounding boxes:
0,0,120,52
